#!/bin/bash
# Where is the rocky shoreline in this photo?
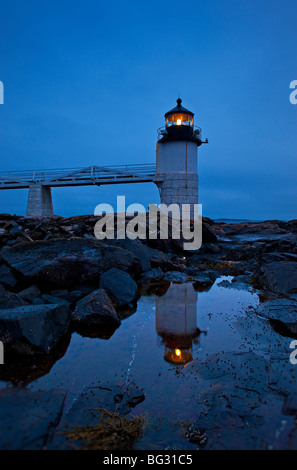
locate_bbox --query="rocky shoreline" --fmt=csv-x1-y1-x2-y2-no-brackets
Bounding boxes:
0,214,297,449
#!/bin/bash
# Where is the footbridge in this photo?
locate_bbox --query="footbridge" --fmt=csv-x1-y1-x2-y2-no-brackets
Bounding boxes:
0,164,157,217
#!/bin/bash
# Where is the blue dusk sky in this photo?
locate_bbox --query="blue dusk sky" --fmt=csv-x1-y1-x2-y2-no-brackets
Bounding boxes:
0,0,296,220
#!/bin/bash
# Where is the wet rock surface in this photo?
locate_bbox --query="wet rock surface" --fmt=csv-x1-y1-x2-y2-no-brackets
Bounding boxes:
0,387,67,449
256,298,297,338
0,214,297,449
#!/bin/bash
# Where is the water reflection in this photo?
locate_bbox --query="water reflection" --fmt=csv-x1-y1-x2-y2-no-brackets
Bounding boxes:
155,283,204,365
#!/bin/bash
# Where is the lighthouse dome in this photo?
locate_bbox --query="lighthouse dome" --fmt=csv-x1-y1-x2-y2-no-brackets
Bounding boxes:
164,98,194,118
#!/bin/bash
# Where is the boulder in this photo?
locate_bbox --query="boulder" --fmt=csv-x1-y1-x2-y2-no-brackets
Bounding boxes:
100,243,142,276
107,239,151,271
0,285,28,309
0,303,71,354
0,264,17,288
141,267,164,281
107,238,173,272
192,273,215,291
257,261,297,295
100,268,137,307
72,288,120,329
202,224,218,244
2,238,142,288
42,294,70,307
18,285,44,304
49,287,93,304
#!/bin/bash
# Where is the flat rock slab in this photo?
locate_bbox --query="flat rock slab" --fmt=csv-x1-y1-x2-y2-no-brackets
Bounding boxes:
184,351,269,413
51,382,145,449
0,387,67,449
257,298,297,338
257,299,297,322
2,238,142,288
185,351,268,386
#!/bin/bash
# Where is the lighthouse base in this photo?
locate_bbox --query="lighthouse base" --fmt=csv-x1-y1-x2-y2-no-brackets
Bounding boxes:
156,172,198,214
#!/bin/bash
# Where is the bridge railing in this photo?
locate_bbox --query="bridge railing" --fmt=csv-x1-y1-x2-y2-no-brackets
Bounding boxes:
0,163,157,188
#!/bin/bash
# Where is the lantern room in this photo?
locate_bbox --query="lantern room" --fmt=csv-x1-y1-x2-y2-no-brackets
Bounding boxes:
165,98,194,128
158,98,206,146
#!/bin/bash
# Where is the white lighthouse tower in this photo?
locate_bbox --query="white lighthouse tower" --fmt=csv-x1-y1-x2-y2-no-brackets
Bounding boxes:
155,283,202,365
155,98,207,213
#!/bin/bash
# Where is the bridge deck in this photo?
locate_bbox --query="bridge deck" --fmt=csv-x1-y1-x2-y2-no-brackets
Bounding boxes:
0,164,157,189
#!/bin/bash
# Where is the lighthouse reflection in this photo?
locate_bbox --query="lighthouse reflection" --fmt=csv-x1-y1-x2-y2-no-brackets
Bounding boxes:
155,283,203,365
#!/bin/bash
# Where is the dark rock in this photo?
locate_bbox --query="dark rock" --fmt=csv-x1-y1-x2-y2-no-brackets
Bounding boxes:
0,303,71,354
2,238,142,288
49,287,93,304
141,267,164,281
217,276,252,291
282,394,297,416
107,238,151,271
286,220,297,233
261,252,297,263
0,264,17,288
163,271,189,283
257,299,297,338
42,294,70,307
202,224,218,243
72,288,120,328
257,261,297,295
9,222,22,234
0,333,71,386
18,285,44,304
192,273,215,291
204,242,221,254
185,351,268,396
50,382,145,449
101,243,142,277
100,268,137,307
0,388,66,449
0,285,28,309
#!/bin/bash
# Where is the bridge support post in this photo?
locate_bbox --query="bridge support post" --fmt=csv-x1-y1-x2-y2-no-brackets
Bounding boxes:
26,183,54,218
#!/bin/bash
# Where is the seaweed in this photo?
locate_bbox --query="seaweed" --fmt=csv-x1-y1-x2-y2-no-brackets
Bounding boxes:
63,408,146,450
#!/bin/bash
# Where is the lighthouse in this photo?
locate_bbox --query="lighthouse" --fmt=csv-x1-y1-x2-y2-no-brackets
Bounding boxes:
155,283,202,365
155,98,207,214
